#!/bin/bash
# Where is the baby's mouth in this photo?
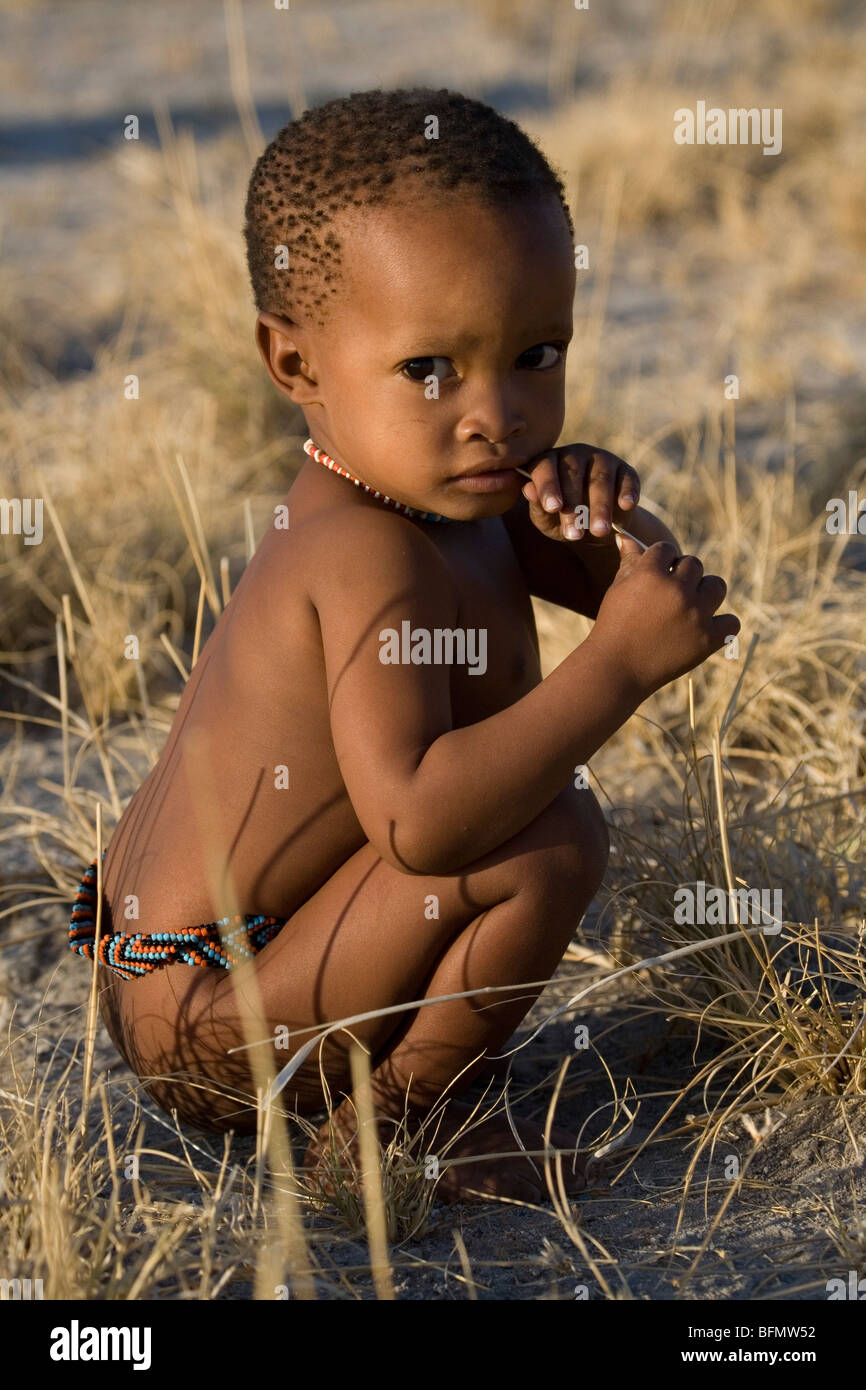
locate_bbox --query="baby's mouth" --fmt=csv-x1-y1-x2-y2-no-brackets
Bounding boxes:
449,461,525,493
451,457,526,480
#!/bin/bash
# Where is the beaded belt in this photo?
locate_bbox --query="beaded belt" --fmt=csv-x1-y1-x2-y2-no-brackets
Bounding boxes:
67,853,286,981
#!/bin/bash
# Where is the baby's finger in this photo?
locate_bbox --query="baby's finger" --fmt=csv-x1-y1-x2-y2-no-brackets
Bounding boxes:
555,447,589,540
709,612,741,648
521,476,563,538
613,530,646,573
698,573,728,611
586,451,617,536
525,452,562,513
616,463,641,510
671,554,704,590
642,540,682,573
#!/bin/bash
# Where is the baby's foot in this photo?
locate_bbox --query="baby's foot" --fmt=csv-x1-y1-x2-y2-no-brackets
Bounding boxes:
303,1095,599,1205
413,1099,595,1204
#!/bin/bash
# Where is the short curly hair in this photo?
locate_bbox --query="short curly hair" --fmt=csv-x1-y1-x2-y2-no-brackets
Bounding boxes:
244,86,574,326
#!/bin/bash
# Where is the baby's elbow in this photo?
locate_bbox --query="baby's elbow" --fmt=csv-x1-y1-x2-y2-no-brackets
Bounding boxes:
368,812,452,877
356,763,461,874
375,830,443,876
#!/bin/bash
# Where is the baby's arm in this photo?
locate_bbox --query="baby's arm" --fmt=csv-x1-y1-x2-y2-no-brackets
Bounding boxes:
310,511,734,876
503,496,680,619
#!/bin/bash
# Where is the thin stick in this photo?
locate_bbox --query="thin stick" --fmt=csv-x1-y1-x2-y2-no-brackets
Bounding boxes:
609,521,648,551
244,498,256,564
159,632,190,683
39,473,130,710
451,1229,479,1300
61,593,76,658
220,556,231,609
680,1134,765,1290
712,722,738,926
36,472,99,628
154,442,220,618
126,1223,189,1302
349,1042,395,1301
134,653,152,720
79,803,104,1135
541,1057,623,1300
88,1081,121,1277
175,451,220,614
55,617,70,800
253,1086,265,1219
191,577,207,670
56,632,123,819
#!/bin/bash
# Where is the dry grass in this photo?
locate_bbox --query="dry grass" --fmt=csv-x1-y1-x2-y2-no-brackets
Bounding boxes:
1,0,864,1300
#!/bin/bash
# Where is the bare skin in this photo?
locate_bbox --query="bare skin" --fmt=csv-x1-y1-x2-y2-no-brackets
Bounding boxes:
96,189,738,1204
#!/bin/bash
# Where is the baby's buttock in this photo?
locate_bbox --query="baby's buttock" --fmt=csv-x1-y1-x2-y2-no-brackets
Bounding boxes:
102,741,363,939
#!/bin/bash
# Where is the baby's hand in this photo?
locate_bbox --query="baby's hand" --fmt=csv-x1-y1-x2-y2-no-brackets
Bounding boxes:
591,533,740,697
519,443,640,543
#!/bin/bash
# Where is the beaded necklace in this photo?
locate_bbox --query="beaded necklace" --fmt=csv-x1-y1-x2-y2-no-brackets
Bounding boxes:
303,437,451,523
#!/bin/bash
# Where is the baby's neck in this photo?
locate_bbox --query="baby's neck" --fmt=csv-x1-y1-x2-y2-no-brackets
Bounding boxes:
303,437,452,525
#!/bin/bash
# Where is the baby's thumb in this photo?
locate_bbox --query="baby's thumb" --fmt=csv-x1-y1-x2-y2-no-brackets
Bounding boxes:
614,530,644,569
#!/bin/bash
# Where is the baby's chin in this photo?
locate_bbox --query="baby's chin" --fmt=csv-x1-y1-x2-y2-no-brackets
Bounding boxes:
435,492,525,525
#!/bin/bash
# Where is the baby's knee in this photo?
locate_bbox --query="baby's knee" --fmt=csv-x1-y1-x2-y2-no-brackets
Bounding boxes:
525,784,610,901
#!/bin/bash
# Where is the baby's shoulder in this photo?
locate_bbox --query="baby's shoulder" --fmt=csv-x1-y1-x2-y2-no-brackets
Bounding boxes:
300,501,455,592
309,524,469,657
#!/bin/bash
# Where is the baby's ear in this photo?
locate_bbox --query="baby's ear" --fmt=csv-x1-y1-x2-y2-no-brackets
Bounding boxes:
255,313,319,401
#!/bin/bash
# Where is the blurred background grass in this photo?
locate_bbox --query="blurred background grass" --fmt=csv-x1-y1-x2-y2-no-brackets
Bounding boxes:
1,0,864,887
1,0,864,716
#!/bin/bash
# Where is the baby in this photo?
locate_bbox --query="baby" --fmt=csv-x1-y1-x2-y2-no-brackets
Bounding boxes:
70,88,738,1204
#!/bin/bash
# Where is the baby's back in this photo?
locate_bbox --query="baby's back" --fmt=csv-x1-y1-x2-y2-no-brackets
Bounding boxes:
101,464,541,935
103,488,364,932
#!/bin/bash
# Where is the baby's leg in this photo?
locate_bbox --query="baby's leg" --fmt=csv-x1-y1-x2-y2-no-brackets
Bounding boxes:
102,784,607,1200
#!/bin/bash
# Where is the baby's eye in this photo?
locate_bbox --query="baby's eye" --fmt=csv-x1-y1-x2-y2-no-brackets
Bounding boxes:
517,343,565,370
400,356,453,383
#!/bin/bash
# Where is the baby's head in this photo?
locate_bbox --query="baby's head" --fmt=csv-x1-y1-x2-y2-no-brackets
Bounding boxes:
245,88,575,520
